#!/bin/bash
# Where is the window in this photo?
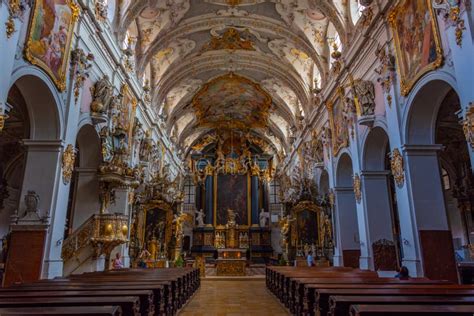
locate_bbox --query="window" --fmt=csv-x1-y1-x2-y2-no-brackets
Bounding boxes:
184,177,195,205
269,180,281,204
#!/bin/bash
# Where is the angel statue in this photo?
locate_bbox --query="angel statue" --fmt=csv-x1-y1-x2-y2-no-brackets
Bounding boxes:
195,209,205,227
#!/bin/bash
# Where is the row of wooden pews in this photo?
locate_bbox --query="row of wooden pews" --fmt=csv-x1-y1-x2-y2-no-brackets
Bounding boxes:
0,267,200,315
266,266,474,316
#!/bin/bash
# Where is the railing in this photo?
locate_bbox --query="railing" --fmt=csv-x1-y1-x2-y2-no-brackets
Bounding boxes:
61,213,129,262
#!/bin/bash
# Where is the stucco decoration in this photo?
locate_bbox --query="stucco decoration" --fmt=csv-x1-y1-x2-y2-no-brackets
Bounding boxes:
390,148,405,187
353,173,361,203
62,144,76,185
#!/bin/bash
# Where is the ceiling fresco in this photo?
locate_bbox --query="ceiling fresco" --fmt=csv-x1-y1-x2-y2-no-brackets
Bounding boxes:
192,73,272,130
120,0,359,162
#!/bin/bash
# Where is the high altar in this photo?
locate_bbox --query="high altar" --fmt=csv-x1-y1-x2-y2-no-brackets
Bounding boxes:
190,131,274,266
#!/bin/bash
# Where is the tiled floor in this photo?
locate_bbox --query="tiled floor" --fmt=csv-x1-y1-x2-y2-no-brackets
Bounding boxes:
179,279,289,316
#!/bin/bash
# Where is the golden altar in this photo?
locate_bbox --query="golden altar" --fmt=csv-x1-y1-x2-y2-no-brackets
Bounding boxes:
216,248,247,276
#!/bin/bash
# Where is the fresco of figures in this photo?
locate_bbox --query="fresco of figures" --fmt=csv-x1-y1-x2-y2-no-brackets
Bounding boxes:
25,0,79,90
389,0,443,96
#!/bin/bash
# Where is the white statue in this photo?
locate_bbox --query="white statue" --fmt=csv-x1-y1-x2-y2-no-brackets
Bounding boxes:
259,208,270,227
195,209,205,227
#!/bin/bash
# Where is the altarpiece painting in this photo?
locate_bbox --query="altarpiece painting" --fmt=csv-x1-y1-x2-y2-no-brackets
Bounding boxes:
24,0,79,91
215,174,250,226
389,0,443,96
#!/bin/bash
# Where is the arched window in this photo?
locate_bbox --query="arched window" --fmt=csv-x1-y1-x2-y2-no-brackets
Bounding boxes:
350,0,366,24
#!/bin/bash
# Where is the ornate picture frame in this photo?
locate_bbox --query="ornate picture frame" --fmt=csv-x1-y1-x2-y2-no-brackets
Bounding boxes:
389,0,443,96
24,0,80,91
326,87,348,157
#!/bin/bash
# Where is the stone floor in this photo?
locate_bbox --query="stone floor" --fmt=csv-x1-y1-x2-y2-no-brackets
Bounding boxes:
178,279,289,316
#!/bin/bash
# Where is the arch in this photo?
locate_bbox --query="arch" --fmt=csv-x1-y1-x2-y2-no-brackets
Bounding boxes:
68,124,102,231
362,127,390,171
336,153,353,187
76,124,101,169
403,74,459,145
9,69,63,140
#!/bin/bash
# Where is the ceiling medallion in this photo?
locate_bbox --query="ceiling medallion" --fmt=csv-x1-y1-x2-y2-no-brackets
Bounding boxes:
204,0,265,6
192,73,272,130
201,28,256,53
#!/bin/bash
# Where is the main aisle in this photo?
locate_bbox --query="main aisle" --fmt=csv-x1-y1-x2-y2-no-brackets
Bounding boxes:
179,279,289,315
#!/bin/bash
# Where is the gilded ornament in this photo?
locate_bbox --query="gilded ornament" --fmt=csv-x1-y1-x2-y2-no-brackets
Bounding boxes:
62,144,76,185
5,15,15,38
353,173,361,203
463,102,474,149
390,148,405,187
71,49,94,104
0,113,9,132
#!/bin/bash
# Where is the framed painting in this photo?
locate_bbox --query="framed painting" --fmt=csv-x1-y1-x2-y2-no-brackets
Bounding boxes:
326,87,348,157
214,174,251,226
389,0,443,96
24,0,80,91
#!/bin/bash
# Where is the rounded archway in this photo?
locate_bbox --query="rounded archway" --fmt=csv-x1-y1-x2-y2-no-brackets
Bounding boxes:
404,79,464,282
334,153,360,268
65,124,102,236
362,127,400,271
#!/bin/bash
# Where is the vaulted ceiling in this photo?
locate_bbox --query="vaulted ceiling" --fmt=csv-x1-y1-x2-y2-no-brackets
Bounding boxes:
119,0,363,162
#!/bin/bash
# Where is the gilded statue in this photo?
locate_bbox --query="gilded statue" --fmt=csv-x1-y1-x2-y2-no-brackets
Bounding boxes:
279,214,295,245
91,75,113,114
354,80,376,116
226,208,237,228
173,211,187,242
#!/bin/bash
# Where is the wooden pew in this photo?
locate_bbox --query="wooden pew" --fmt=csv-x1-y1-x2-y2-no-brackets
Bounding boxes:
329,295,474,316
300,280,458,316
0,296,141,316
0,289,154,316
314,287,474,316
0,306,123,316
350,304,474,315
9,282,168,315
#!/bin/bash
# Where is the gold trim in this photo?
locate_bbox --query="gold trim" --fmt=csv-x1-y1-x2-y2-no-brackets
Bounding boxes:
326,87,347,157
388,0,444,97
24,0,79,91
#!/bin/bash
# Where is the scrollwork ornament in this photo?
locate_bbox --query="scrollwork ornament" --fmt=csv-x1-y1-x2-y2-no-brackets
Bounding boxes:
62,144,76,184
5,0,25,38
463,102,474,149
70,48,94,104
0,113,9,133
353,173,362,203
390,148,405,187
433,0,470,47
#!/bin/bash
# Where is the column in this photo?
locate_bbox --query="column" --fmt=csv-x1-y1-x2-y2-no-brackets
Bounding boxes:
361,171,396,270
333,187,360,267
400,145,457,281
20,140,64,278
109,186,131,268
251,175,259,226
205,175,213,225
